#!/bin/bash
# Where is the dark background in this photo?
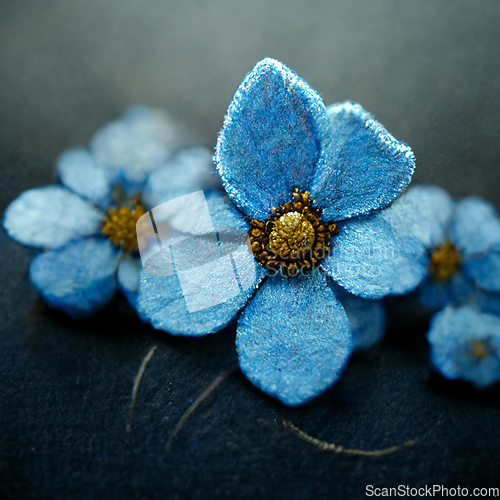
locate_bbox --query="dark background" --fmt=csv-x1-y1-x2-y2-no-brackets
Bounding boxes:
1,1,499,499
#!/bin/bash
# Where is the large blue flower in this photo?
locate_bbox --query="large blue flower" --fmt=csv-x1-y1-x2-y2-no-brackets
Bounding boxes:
138,58,422,406
427,306,500,388
390,185,500,315
3,107,218,318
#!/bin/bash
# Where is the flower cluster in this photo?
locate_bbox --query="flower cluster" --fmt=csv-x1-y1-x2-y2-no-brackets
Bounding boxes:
3,106,220,318
4,59,500,405
390,184,500,388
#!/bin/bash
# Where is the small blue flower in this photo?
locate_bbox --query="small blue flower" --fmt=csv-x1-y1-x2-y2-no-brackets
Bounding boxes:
138,59,422,406
392,185,500,314
427,306,500,388
3,107,217,318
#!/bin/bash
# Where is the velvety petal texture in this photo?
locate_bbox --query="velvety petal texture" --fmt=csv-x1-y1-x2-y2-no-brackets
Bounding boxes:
215,58,326,220
56,148,118,207
3,186,103,250
90,106,189,189
117,254,142,309
384,184,454,248
137,192,266,335
141,147,222,209
427,307,500,389
323,206,427,299
462,251,500,293
450,196,500,257
329,280,385,350
311,102,416,222
29,238,119,318
236,271,352,406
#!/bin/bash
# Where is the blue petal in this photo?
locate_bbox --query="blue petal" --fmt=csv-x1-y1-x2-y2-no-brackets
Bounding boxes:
323,208,427,299
137,245,265,335
29,237,119,318
56,148,119,207
419,279,451,312
90,106,188,190
137,192,266,335
141,147,222,209
117,254,142,310
463,251,500,293
450,196,500,257
329,280,385,350
427,307,500,389
215,58,326,219
475,289,500,316
236,271,352,406
137,191,222,271
383,184,454,248
3,185,104,250
420,272,500,314
311,102,416,222
418,272,477,312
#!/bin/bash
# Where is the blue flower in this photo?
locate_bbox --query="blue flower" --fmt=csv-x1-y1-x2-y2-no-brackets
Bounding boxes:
3,107,218,318
138,58,422,406
392,185,500,315
389,185,500,387
427,306,500,388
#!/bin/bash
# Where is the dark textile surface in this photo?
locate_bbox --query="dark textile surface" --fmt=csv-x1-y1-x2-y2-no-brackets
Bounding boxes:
1,1,499,498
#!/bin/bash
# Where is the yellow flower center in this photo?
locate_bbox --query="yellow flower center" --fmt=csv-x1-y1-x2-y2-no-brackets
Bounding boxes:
269,211,315,253
470,339,491,359
248,189,339,277
102,199,146,252
429,241,461,281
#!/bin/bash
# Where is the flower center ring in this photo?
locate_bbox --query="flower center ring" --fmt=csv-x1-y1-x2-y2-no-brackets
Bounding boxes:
248,188,339,277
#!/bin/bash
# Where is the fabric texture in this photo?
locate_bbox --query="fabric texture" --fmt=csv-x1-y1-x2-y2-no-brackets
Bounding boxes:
29,238,119,319
139,58,419,405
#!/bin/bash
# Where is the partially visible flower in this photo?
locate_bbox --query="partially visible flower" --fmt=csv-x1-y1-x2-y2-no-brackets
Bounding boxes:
427,306,500,388
138,58,423,406
3,107,218,318
391,185,500,314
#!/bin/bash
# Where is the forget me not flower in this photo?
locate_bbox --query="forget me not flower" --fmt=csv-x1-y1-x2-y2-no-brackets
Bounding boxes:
427,306,500,388
138,59,425,406
392,185,500,387
389,184,500,315
3,107,217,318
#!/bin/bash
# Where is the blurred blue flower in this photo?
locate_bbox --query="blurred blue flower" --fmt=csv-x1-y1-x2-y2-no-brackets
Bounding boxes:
392,185,500,315
427,306,500,388
3,107,218,318
138,58,421,405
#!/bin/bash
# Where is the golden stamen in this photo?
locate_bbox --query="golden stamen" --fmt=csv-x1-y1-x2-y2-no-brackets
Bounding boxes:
470,339,491,359
429,241,461,281
102,198,146,252
248,189,339,277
